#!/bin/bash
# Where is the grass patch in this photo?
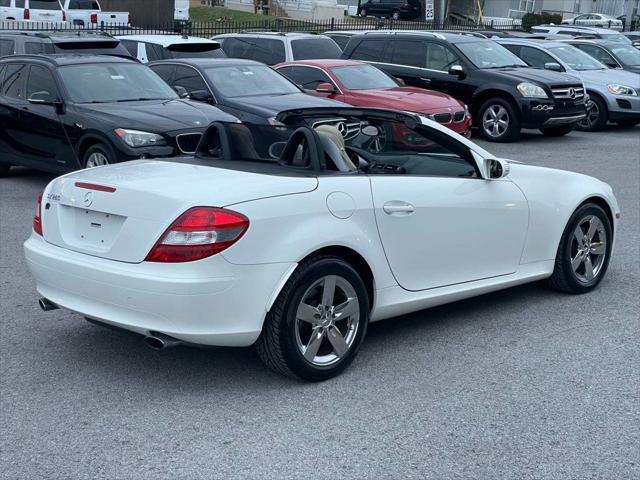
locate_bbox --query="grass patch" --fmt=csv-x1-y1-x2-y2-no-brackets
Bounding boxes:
190,6,285,23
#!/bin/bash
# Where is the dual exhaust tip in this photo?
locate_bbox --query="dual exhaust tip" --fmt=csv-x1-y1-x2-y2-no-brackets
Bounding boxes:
39,297,181,350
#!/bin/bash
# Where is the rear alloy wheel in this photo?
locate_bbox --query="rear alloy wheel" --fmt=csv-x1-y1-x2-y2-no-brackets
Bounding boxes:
539,124,575,137
478,98,521,142
83,144,112,169
256,256,369,381
576,95,607,132
547,203,612,294
0,163,10,177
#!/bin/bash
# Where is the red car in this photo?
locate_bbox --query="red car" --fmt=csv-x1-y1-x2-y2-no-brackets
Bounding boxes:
275,59,471,137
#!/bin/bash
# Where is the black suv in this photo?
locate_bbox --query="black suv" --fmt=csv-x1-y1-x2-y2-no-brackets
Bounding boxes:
0,55,236,176
342,32,588,141
0,31,133,59
358,0,421,20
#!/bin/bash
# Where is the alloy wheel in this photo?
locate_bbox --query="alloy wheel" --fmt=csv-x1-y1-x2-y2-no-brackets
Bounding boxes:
295,275,360,367
85,152,109,168
570,215,607,284
482,105,510,138
579,101,600,129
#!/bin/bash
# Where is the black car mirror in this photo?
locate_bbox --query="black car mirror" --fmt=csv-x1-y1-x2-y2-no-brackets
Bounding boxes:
28,92,64,113
544,62,563,72
173,86,189,98
189,89,214,103
448,65,465,78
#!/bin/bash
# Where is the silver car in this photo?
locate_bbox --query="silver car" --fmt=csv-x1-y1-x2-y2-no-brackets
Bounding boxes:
498,39,640,130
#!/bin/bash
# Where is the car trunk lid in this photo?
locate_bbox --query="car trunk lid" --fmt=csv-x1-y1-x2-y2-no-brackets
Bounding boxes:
41,160,317,263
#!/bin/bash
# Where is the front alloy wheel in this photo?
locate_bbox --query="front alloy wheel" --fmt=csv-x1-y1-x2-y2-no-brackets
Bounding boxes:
569,215,608,284
478,98,520,142
256,256,369,381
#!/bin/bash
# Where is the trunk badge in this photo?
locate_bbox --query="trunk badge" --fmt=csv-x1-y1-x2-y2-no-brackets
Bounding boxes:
83,192,94,207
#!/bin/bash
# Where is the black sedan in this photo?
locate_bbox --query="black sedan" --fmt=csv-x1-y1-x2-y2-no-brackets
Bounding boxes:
563,39,640,74
148,58,344,124
0,55,237,176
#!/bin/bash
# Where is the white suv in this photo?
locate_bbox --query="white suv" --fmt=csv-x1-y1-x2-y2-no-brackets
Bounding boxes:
0,0,65,22
116,35,224,63
212,32,342,65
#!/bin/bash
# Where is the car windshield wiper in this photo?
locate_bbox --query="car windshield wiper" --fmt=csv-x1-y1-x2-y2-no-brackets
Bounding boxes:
115,97,168,102
483,64,525,69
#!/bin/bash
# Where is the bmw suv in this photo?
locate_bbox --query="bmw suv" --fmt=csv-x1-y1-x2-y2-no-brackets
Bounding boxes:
342,31,588,142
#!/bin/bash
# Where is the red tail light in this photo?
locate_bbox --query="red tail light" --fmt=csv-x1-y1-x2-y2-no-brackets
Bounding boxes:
145,207,249,263
33,192,43,236
90,12,97,23
23,8,30,20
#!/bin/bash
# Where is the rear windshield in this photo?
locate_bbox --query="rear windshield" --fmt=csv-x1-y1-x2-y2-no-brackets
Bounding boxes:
29,0,62,10
69,0,100,8
53,41,132,58
167,43,225,59
291,38,342,60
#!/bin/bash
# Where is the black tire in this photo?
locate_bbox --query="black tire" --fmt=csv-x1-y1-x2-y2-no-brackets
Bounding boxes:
256,255,370,381
539,124,575,137
616,119,640,128
547,203,612,294
0,163,10,177
359,8,368,16
82,143,113,169
477,97,521,142
576,94,608,132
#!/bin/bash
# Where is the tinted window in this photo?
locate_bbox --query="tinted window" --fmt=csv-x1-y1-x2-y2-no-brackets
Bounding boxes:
166,43,225,59
0,1,9,6
119,39,138,56
575,44,617,66
328,34,350,51
518,46,556,69
29,0,62,9
144,43,164,62
391,40,427,68
277,66,332,90
2,64,27,99
149,64,175,83
204,64,299,98
15,0,25,6
350,39,387,62
25,41,47,54
26,65,59,102
69,0,100,8
173,65,209,94
220,37,285,65
290,38,342,60
0,39,15,57
424,43,459,71
52,41,131,57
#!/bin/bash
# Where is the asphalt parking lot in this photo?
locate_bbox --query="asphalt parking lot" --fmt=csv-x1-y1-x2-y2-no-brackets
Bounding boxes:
1,126,639,479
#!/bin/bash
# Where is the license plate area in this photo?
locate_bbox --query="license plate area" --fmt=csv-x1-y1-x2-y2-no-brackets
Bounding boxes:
59,205,126,252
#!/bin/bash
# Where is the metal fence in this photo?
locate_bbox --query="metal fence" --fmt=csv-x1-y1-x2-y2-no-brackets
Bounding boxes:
0,17,526,37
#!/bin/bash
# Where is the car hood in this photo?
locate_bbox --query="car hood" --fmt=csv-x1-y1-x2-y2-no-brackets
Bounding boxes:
75,99,237,132
489,67,582,85
345,87,463,113
222,93,346,118
570,67,640,88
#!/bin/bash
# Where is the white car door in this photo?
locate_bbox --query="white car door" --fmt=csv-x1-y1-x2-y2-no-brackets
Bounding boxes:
365,122,529,291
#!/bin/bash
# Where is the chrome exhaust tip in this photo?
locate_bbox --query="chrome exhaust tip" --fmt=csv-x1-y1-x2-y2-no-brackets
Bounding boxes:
39,298,59,312
143,332,181,350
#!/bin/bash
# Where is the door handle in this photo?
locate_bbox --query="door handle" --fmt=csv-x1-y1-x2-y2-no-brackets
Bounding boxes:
419,77,432,83
383,201,415,215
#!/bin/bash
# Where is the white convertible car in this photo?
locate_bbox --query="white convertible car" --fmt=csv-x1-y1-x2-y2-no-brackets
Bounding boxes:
24,108,619,381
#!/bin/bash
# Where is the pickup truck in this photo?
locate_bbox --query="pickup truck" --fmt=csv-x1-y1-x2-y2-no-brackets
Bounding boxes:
62,0,130,26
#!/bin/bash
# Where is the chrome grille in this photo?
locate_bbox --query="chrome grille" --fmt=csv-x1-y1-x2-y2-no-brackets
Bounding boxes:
175,133,202,154
433,112,452,124
453,110,465,122
551,85,585,101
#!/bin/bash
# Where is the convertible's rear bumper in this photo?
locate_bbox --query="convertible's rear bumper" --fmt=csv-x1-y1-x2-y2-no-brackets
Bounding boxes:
24,234,295,346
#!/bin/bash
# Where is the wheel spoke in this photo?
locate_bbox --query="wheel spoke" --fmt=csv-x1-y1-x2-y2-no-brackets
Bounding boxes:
327,326,349,357
492,123,500,135
303,327,324,362
571,253,583,271
590,242,606,255
573,226,584,245
489,108,497,120
584,256,595,281
334,297,358,321
297,302,320,325
321,276,336,307
586,217,601,240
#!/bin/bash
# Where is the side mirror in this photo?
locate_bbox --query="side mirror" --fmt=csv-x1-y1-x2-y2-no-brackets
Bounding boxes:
28,92,64,113
448,65,465,78
316,82,337,94
544,62,563,72
189,89,214,103
395,76,406,86
173,85,189,98
486,158,510,179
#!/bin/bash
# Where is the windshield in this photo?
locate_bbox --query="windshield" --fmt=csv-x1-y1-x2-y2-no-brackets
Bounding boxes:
549,45,606,70
611,45,640,65
455,41,528,69
59,63,177,103
601,33,631,44
204,64,300,98
330,64,397,90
